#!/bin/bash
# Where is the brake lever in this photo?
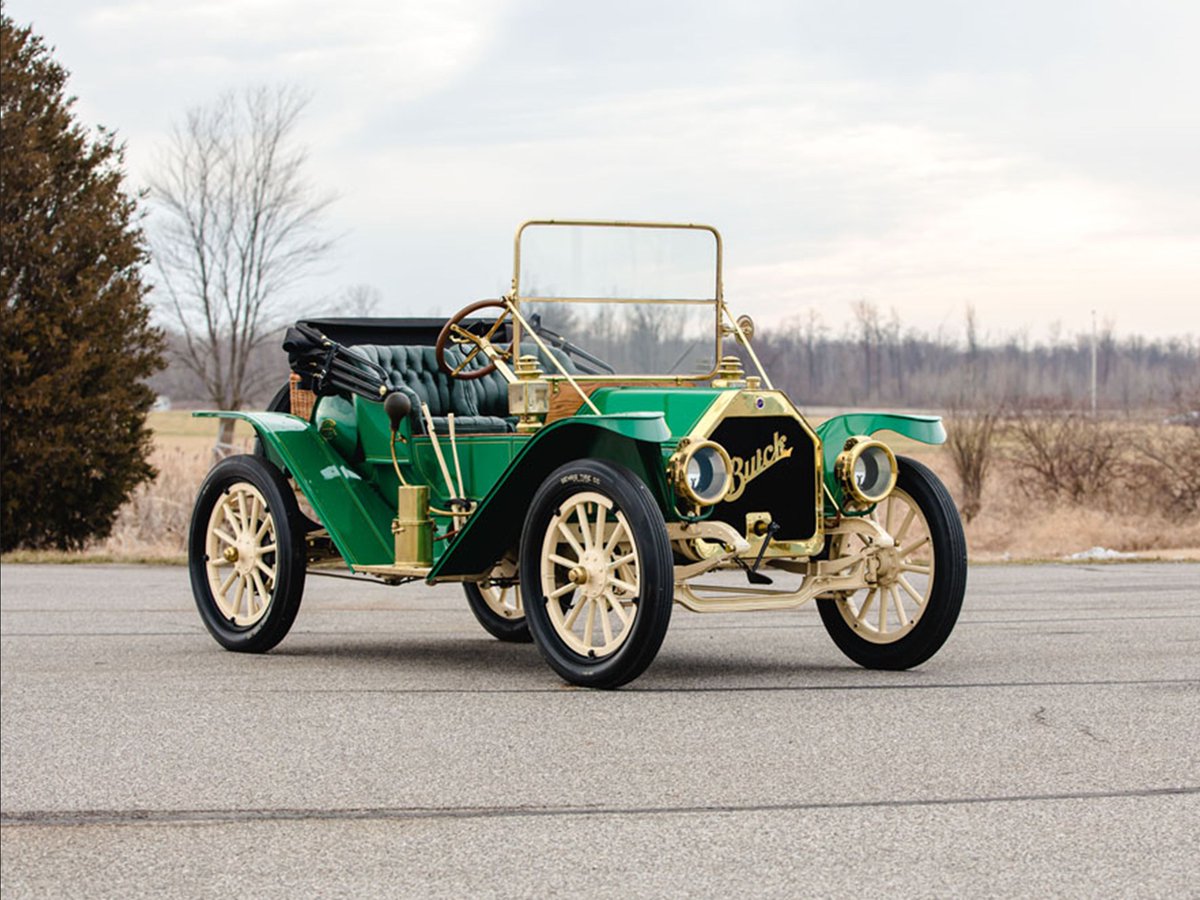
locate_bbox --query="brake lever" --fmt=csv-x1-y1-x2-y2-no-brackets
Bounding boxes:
738,521,781,585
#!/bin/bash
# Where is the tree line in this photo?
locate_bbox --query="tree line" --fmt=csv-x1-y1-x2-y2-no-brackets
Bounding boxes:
149,306,1198,417
744,305,1197,414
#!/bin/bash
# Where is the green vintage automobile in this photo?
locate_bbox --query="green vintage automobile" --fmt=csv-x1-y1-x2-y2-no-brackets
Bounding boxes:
188,220,966,687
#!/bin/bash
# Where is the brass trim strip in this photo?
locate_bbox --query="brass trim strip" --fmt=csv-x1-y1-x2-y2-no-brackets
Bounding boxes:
516,296,717,305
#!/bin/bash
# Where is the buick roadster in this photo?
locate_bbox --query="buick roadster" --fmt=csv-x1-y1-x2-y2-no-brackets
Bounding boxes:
188,220,966,687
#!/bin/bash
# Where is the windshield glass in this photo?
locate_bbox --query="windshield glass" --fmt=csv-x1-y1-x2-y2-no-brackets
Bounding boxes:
514,222,721,378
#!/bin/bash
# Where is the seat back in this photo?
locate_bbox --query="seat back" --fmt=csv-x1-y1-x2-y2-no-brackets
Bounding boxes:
347,344,510,433
349,341,581,433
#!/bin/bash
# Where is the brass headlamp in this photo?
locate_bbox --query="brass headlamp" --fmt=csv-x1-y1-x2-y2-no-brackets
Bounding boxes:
834,436,898,509
669,438,733,507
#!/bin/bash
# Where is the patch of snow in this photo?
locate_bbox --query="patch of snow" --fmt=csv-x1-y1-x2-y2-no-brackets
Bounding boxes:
1064,546,1137,561
1163,410,1199,428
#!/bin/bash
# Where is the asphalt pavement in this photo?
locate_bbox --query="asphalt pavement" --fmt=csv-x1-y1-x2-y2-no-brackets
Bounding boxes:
1,562,1197,898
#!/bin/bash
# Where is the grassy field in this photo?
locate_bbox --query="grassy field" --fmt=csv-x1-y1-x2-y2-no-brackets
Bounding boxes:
5,410,1197,564
147,410,257,447
3,413,257,564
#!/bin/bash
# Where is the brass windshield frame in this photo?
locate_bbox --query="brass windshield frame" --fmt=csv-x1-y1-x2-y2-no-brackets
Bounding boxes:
509,219,725,383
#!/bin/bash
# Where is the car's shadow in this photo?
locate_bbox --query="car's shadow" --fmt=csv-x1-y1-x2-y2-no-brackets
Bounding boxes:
272,634,864,689
278,636,541,667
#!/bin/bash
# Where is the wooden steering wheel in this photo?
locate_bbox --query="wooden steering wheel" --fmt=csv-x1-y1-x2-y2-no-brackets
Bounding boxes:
435,299,514,380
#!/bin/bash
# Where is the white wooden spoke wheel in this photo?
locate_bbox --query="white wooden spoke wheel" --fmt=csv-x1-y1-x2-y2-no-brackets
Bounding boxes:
520,460,673,688
464,574,531,643
539,491,640,658
189,454,305,653
204,482,279,627
478,581,522,621
817,456,966,671
832,487,934,644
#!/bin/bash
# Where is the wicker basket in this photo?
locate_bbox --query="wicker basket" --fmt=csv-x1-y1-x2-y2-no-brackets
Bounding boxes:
289,373,317,421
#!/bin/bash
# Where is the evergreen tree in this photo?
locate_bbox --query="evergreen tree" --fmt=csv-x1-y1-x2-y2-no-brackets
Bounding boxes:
1,17,164,551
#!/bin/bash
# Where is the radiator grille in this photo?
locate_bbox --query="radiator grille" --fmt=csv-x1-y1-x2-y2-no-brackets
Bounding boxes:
707,414,818,541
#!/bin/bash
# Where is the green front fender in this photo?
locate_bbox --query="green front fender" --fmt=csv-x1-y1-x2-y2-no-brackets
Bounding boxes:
194,411,394,568
428,413,672,582
815,412,947,513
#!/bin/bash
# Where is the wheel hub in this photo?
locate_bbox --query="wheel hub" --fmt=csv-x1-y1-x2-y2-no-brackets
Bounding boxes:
874,546,902,586
576,549,608,598
234,535,259,575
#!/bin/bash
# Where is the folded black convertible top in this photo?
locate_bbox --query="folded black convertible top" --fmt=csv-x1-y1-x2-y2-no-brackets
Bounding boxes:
282,322,391,400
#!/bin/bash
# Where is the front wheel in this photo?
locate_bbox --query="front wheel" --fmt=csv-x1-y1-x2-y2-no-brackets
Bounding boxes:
520,460,673,688
817,455,966,669
188,454,306,652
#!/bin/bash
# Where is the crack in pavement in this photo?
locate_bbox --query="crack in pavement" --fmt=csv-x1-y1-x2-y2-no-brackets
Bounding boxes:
1076,723,1111,744
4,786,1196,829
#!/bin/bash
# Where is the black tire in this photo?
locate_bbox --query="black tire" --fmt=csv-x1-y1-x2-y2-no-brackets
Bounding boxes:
464,581,531,643
520,459,673,688
817,455,966,669
188,454,306,653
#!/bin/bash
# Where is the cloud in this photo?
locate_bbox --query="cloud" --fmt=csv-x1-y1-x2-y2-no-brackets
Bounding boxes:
85,0,499,91
8,0,1198,337
37,0,507,151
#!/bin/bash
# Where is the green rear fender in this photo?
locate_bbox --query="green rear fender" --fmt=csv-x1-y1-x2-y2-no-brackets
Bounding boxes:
428,413,672,582
815,412,947,513
194,411,395,568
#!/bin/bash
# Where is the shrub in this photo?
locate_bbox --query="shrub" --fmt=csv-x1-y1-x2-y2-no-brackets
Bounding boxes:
1125,427,1200,514
946,407,1000,523
1007,407,1123,504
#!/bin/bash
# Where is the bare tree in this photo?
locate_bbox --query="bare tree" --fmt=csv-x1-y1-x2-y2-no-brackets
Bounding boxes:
884,307,903,398
852,299,881,401
150,85,333,448
800,308,824,397
964,303,980,361
338,283,383,317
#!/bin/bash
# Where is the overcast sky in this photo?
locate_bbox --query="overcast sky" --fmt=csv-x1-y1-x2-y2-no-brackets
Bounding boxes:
10,0,1200,341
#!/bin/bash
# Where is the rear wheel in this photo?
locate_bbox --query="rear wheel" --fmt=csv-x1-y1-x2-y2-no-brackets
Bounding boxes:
188,454,306,652
520,460,673,688
817,456,966,669
464,575,530,643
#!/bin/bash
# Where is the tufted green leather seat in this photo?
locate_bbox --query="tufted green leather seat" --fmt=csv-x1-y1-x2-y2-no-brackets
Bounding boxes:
348,343,580,435
349,344,511,433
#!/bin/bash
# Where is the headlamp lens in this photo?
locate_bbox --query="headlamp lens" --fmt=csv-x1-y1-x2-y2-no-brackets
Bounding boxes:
854,445,892,501
673,441,731,506
835,437,898,508
687,446,728,504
